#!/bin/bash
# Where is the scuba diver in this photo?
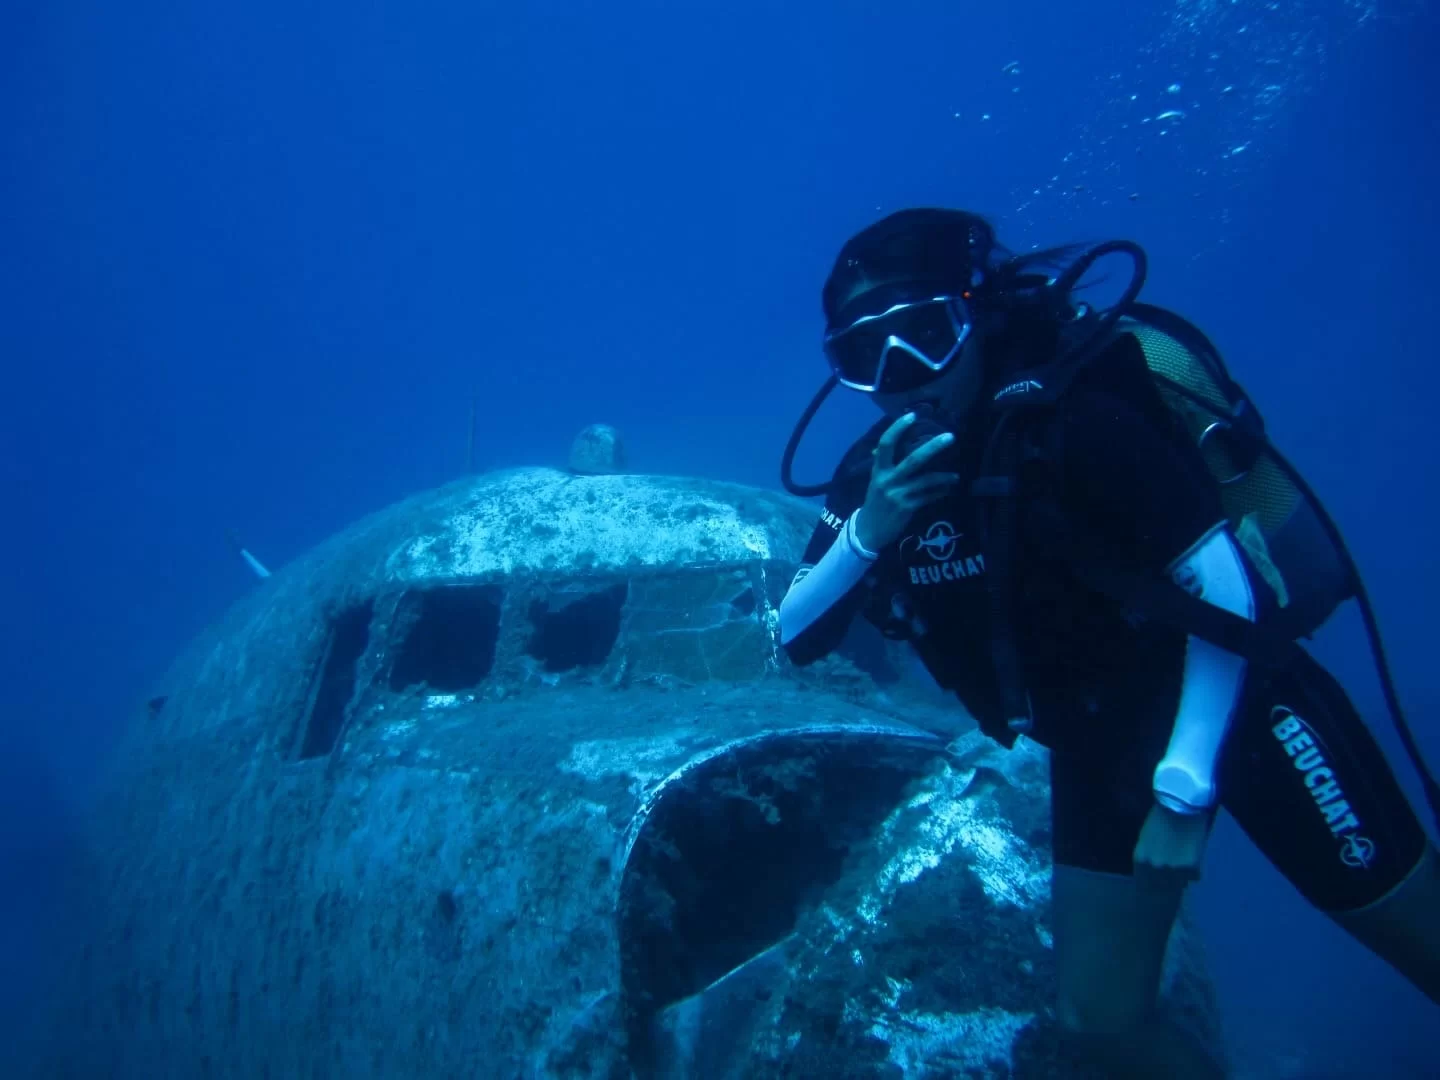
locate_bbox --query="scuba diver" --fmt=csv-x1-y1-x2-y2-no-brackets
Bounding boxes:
777,208,1440,1078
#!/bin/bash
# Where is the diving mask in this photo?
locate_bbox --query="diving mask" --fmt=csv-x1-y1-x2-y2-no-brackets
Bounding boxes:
822,295,974,395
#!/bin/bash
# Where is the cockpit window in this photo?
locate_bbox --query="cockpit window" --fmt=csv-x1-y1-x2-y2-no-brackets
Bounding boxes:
525,582,629,672
296,599,375,759
389,584,503,693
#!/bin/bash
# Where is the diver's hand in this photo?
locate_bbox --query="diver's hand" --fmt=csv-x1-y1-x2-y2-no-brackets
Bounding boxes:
1133,802,1211,885
854,412,961,552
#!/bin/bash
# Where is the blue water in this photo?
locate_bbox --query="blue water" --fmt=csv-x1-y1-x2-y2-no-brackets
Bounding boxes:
3,1,1437,1074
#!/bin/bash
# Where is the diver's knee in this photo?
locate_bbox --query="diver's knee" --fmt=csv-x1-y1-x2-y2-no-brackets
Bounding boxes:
1056,988,1151,1040
1057,1009,1144,1072
1330,844,1440,1003
1058,1001,1226,1079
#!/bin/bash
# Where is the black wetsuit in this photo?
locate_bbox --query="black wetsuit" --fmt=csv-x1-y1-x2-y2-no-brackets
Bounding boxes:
783,335,1426,913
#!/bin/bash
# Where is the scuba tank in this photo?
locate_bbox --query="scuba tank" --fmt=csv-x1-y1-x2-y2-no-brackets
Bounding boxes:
1120,306,1352,640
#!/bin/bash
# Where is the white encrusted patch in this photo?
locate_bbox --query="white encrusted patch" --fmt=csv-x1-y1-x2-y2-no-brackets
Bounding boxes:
858,761,1049,923
559,735,691,796
881,976,910,1008
379,718,417,741
423,694,469,710
869,1006,1035,1076
395,469,784,578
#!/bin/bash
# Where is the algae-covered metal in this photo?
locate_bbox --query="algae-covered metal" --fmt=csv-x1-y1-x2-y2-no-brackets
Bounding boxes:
41,463,1227,1078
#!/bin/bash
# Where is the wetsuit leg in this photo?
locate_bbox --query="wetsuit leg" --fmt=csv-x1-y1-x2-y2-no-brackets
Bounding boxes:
1048,697,1226,1078
1046,675,1179,879
1219,651,1428,914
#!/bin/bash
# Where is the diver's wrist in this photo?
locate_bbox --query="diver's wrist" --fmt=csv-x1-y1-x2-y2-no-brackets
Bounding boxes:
1154,753,1219,816
847,510,880,561
1153,788,1209,816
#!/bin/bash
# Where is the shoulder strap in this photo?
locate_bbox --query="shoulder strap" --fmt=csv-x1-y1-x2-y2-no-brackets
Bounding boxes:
1037,507,1306,670
971,329,1152,740
972,411,1049,741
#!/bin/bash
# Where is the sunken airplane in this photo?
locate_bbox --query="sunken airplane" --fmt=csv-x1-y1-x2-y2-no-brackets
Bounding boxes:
36,425,1229,1078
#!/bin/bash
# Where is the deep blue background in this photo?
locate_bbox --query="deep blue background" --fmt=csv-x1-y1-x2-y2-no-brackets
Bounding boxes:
3,1,1437,1073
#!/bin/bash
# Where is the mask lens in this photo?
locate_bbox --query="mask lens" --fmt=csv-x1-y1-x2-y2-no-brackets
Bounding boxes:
824,321,891,387
824,298,969,393
894,302,961,363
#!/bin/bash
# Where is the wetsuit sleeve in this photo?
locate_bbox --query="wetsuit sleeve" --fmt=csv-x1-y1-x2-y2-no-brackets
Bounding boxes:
779,459,873,667
1059,388,1256,813
1158,525,1255,811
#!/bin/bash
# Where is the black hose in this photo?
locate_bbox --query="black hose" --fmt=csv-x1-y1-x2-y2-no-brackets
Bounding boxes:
780,375,840,497
1057,240,1149,367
